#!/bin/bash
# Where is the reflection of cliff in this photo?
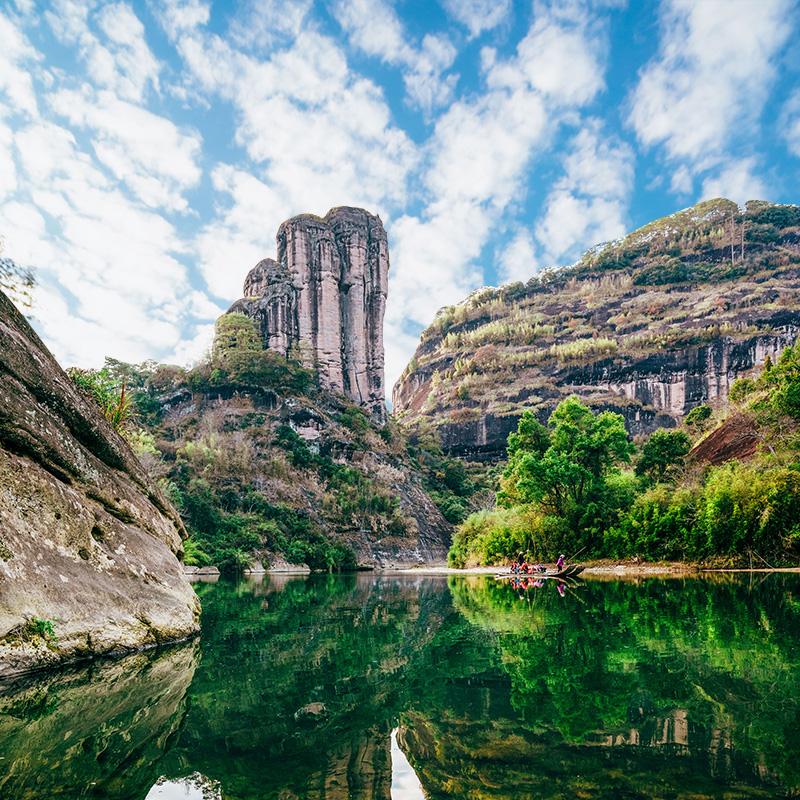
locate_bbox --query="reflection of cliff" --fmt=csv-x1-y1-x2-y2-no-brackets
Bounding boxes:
161,574,454,800
5,574,799,799
0,641,198,800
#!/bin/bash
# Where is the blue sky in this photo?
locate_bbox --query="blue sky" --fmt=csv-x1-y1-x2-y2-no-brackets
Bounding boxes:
1,0,799,389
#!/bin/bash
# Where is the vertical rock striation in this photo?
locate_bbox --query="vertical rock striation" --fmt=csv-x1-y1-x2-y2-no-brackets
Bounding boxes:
228,207,389,420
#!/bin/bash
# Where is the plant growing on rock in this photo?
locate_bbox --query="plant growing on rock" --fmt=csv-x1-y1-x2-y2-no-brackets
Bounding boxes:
67,367,134,435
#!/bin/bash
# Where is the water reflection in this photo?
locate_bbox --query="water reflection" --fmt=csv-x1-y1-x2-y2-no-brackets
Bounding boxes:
144,774,220,799
1,572,800,799
390,728,425,800
0,641,198,799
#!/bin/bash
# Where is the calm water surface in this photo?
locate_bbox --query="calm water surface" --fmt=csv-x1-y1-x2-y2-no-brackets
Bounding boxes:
1,572,800,799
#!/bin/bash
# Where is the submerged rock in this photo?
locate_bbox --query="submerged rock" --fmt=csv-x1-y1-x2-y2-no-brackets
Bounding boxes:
0,291,200,677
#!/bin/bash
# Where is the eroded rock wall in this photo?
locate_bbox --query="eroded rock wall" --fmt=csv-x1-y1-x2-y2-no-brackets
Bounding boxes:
0,291,200,677
229,207,389,421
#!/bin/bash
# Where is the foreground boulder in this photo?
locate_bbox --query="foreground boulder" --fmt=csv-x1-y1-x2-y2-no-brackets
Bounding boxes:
0,291,200,677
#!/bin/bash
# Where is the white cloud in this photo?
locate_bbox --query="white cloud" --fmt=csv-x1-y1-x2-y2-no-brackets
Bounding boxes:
382,2,611,378
0,9,40,117
700,158,769,208
440,0,512,38
535,122,634,263
152,0,210,38
0,121,18,202
629,0,791,169
48,87,202,211
670,164,693,196
498,229,538,284
781,89,800,158
194,165,284,301
228,0,313,50
46,0,161,103
332,0,457,112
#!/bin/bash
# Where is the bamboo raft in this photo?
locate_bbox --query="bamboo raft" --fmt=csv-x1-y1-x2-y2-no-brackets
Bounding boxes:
495,564,585,581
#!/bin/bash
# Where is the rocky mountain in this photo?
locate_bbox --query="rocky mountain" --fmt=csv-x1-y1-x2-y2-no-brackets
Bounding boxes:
0,291,200,677
230,207,389,421
393,199,800,459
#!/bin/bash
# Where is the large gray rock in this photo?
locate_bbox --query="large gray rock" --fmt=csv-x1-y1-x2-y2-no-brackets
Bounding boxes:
0,291,200,677
229,207,389,421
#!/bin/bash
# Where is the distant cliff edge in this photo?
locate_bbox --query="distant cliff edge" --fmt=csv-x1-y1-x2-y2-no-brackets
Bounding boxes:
394,198,800,459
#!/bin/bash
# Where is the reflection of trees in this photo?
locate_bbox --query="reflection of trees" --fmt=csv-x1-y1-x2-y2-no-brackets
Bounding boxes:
163,573,458,800
4,574,798,799
423,574,800,797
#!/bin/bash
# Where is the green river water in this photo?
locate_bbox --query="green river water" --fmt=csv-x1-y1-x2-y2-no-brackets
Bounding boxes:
1,572,800,799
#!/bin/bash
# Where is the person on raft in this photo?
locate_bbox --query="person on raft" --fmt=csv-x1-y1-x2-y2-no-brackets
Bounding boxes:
556,554,565,571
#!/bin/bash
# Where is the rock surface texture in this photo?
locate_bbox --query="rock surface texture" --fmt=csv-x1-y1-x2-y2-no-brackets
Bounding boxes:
0,291,200,677
229,207,389,421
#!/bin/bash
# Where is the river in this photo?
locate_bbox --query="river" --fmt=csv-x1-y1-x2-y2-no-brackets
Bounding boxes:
1,571,799,799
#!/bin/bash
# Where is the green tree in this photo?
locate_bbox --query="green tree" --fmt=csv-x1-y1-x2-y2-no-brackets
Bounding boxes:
500,396,634,541
211,312,261,382
635,428,692,482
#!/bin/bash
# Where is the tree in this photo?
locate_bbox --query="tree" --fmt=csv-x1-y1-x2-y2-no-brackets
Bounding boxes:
0,238,35,307
500,397,634,539
635,428,691,482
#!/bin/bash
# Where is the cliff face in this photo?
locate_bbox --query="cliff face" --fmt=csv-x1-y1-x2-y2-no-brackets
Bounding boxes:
230,207,389,421
393,199,800,459
0,291,200,677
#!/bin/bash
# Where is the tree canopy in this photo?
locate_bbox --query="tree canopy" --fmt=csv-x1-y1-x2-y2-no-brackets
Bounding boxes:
500,396,634,538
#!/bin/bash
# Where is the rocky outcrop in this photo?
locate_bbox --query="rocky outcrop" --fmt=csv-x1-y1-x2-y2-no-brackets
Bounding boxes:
394,199,800,460
230,207,389,421
0,290,200,677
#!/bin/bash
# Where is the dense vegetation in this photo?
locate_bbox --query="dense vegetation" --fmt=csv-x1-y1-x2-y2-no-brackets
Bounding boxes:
450,347,800,567
70,314,454,573
396,198,800,431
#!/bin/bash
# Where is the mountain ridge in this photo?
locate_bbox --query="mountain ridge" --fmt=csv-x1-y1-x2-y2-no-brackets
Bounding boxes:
393,198,800,460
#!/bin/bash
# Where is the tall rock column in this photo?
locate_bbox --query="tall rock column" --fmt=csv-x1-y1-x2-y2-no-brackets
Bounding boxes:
278,215,344,395
325,208,389,421
366,213,389,421
227,207,389,419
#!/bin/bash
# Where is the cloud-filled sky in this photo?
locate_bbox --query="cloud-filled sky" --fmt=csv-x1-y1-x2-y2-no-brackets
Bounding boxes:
1,0,799,390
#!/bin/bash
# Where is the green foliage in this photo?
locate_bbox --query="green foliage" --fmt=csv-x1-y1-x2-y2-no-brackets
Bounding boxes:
208,312,314,393
684,404,712,427
405,420,492,525
274,425,313,468
500,397,634,541
635,428,691,482
447,397,638,566
340,406,368,435
5,616,60,645
610,464,800,561
448,506,570,567
183,537,211,567
66,366,134,434
760,345,800,419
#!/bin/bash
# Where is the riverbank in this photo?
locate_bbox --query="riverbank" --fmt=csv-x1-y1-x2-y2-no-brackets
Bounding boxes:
396,560,800,576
